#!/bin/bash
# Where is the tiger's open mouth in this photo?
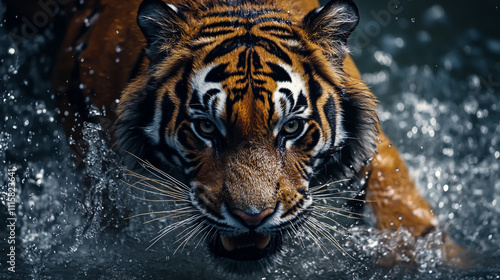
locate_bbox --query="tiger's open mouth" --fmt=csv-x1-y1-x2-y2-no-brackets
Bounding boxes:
209,232,282,261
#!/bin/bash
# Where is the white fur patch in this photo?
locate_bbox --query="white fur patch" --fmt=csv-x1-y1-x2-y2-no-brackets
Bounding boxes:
189,65,228,136
272,63,311,136
166,4,179,13
143,105,162,145
334,109,347,147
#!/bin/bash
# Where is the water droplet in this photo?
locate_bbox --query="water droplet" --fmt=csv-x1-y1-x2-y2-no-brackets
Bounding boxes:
8,48,15,55
394,37,405,48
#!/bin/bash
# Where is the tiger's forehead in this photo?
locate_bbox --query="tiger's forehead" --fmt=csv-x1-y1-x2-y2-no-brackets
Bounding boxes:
189,58,310,139
183,4,312,138
189,4,304,64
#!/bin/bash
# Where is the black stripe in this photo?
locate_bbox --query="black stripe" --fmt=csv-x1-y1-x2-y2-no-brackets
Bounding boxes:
303,63,322,102
295,162,309,181
279,88,294,109
203,9,286,19
266,62,292,82
258,37,292,65
267,34,297,40
205,63,230,83
160,59,188,143
189,89,203,111
196,194,224,220
251,86,272,104
174,59,194,128
203,36,242,64
237,50,247,69
302,62,321,124
197,29,235,38
203,89,221,108
299,128,321,153
253,17,291,25
252,50,262,70
203,34,291,65
296,91,308,110
323,95,337,145
280,199,304,218
258,25,292,33
200,20,240,31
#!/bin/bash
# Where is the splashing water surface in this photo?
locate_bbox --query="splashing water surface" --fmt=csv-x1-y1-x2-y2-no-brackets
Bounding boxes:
1,1,499,279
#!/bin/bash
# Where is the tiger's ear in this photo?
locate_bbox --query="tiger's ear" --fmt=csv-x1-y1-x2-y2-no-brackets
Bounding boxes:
303,0,359,61
137,0,186,60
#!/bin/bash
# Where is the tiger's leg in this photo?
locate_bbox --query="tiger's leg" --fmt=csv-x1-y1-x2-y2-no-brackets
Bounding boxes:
362,128,466,266
363,129,437,236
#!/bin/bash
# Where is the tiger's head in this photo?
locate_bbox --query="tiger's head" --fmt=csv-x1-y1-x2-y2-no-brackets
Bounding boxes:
117,0,377,271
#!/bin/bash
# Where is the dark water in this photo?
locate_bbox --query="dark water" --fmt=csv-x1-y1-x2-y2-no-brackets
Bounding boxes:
1,0,500,279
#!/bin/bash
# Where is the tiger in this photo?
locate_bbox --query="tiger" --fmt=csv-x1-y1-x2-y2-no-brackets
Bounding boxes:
52,0,463,272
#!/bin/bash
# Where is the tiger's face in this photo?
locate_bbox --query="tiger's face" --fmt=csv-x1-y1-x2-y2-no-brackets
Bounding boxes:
117,0,378,270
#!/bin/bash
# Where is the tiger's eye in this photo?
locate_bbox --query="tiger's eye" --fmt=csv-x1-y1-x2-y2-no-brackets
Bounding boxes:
199,120,215,134
283,120,300,134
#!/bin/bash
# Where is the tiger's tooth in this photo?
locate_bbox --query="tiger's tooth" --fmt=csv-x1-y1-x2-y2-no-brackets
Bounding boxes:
221,236,235,252
256,235,271,249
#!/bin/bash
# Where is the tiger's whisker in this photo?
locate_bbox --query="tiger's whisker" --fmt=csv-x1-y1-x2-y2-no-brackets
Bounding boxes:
125,151,189,191
196,225,216,249
147,214,202,250
122,174,187,196
309,213,348,236
309,179,351,192
127,194,190,203
305,218,351,260
301,222,333,266
312,204,365,219
126,206,194,219
122,179,186,199
143,212,193,224
173,222,206,254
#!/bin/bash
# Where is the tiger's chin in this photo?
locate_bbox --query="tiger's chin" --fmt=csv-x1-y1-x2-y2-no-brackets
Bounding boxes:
208,232,284,273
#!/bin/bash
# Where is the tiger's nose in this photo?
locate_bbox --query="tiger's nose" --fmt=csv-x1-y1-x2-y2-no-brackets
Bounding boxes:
231,208,275,226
